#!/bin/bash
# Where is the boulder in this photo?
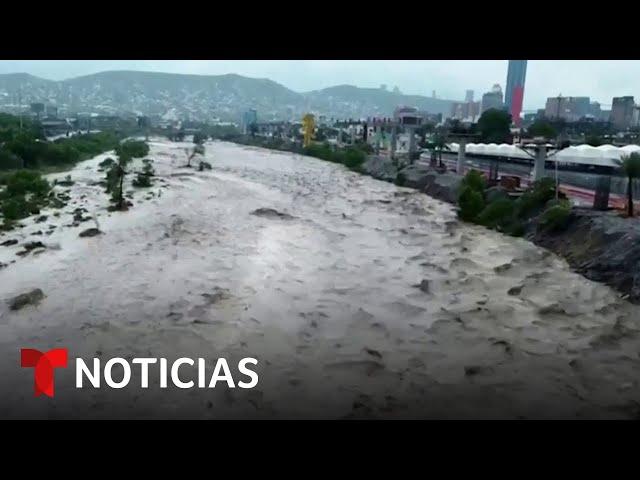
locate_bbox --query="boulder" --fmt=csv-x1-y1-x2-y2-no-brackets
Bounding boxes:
79,228,102,238
7,288,45,311
23,241,45,251
422,170,462,204
361,155,398,182
396,164,433,190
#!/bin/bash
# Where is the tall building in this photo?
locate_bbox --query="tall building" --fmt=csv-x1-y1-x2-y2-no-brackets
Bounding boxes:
610,96,635,130
241,109,258,133
481,84,504,114
465,90,474,102
505,60,527,127
544,96,590,122
450,101,480,121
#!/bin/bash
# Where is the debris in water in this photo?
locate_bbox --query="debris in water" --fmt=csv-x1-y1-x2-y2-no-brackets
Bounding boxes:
201,287,232,304
412,279,431,293
364,348,382,359
494,263,512,273
250,208,295,220
464,365,495,376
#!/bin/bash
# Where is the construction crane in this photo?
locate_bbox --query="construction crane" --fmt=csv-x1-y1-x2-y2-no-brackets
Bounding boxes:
302,113,315,147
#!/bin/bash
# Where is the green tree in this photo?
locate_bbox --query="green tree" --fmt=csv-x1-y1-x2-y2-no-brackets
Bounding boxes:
477,109,512,144
615,153,640,217
107,140,149,210
528,119,557,139
585,135,604,147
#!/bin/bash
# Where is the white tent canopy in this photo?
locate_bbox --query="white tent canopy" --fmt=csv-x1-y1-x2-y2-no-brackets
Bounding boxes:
446,142,640,168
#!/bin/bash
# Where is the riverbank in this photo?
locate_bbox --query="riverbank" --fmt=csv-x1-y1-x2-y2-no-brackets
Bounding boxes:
362,154,640,304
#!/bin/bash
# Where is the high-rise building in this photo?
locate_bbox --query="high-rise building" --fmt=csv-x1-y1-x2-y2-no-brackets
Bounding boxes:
465,90,474,102
505,60,527,127
450,101,480,121
544,96,590,122
481,84,504,114
610,96,635,130
241,109,258,133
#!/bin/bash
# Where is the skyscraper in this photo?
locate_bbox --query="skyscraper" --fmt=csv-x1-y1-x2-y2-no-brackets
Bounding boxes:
505,60,527,127
481,84,504,113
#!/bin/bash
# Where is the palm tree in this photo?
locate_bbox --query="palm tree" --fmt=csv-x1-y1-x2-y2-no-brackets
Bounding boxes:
425,134,449,167
615,153,640,217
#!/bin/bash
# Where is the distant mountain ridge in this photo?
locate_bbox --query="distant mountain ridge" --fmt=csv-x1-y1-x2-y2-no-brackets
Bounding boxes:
0,70,458,122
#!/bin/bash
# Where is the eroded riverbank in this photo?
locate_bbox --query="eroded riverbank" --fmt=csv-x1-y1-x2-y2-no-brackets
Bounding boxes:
1,139,640,419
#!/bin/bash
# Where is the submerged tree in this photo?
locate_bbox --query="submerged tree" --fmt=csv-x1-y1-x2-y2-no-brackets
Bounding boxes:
616,152,640,217
132,159,155,188
186,133,206,168
105,140,149,210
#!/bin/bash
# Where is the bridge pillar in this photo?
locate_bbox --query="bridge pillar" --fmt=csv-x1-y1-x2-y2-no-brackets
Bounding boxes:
408,127,416,154
390,126,397,159
594,174,611,210
532,145,547,181
457,139,466,175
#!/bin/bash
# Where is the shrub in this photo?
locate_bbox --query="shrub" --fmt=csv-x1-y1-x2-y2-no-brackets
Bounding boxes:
458,186,485,221
116,140,149,162
342,147,366,171
515,177,558,219
0,149,21,169
538,201,572,233
476,198,516,229
1,196,29,220
3,170,50,197
132,175,151,188
485,186,509,203
505,221,525,237
304,143,334,162
460,170,486,193
99,157,116,168
395,172,406,186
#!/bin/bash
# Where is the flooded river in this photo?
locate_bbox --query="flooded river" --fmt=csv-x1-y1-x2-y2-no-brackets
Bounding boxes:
1,139,640,419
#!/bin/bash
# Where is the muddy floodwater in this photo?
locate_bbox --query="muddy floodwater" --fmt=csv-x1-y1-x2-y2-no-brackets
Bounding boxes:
1,139,640,419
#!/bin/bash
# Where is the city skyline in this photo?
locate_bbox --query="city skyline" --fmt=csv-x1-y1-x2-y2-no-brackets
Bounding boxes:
0,60,638,111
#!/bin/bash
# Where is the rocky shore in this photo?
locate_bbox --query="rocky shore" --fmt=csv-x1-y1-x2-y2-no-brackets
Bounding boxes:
362,155,640,303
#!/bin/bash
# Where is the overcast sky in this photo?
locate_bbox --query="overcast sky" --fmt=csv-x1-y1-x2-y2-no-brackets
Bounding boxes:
0,60,636,111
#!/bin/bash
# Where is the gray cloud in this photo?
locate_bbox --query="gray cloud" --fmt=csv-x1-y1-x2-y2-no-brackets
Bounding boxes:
0,60,637,111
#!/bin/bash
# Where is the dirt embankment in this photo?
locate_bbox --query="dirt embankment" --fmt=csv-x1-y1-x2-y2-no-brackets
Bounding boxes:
529,208,640,303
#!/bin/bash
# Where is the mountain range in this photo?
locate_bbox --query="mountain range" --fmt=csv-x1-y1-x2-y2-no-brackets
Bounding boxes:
0,70,458,122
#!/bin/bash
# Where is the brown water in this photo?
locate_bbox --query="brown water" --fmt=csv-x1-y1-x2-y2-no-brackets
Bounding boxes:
1,139,639,419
